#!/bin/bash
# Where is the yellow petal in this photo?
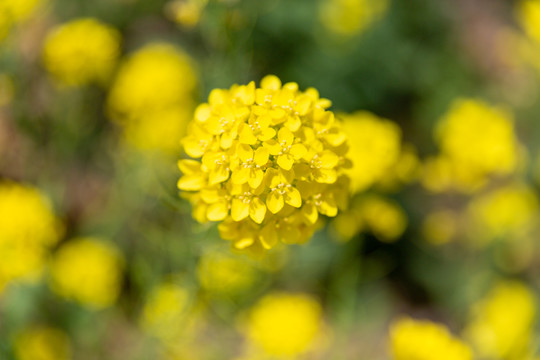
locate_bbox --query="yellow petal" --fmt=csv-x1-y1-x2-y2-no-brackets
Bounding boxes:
258,127,276,141
248,168,264,188
206,201,228,221
260,223,278,249
318,197,338,217
264,139,282,155
302,203,318,224
177,175,205,191
285,115,301,132
290,144,307,159
239,124,257,145
231,167,250,185
237,143,254,162
254,147,269,166
177,159,201,174
266,191,284,214
231,198,249,221
234,237,254,250
294,95,312,116
278,127,294,145
194,103,211,122
319,150,339,168
249,197,266,224
277,154,294,171
284,187,302,208
220,132,234,149
208,164,229,185
183,139,206,158
261,75,282,90
314,169,337,184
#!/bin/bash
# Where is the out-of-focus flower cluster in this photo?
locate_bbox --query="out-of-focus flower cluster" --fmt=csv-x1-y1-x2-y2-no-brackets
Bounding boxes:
319,0,388,36
178,75,350,252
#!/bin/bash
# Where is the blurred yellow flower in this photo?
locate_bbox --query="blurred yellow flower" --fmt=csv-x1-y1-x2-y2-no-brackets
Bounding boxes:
319,0,388,36
178,75,350,252
107,43,197,153
14,326,71,360
42,18,121,87
464,281,536,359
333,195,406,242
165,0,208,27
428,99,522,193
244,292,323,357
467,184,538,245
340,111,402,193
197,249,257,295
517,0,540,45
0,182,61,293
422,210,458,245
390,317,473,360
0,0,42,41
49,237,123,309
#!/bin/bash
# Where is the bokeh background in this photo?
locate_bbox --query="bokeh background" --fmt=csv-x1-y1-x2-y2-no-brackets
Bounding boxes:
2,0,540,359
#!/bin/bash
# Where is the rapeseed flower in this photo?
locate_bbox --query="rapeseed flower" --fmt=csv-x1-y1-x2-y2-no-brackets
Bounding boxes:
517,0,540,46
243,292,323,358
42,18,121,87
422,210,458,245
165,0,208,27
332,195,406,242
340,111,402,193
319,0,388,36
466,183,538,245
390,317,473,360
0,0,42,41
464,281,536,359
107,43,197,153
49,237,123,309
14,326,71,360
178,75,349,251
424,99,522,193
0,182,61,293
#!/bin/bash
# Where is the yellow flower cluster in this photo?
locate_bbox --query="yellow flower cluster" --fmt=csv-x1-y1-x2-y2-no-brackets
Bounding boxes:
423,99,522,193
464,281,536,359
518,0,540,46
244,292,323,357
467,184,538,245
319,0,388,36
49,237,123,309
14,326,71,360
140,282,194,341
340,111,402,193
178,75,349,251
0,0,42,41
333,195,407,242
42,18,121,87
390,317,473,360
0,182,61,293
107,43,197,153
165,0,208,28
197,249,257,296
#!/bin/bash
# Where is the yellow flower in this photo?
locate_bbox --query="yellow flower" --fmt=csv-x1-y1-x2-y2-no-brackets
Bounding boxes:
178,75,350,252
319,0,388,36
430,99,522,192
0,0,43,41
165,0,208,28
49,237,123,309
14,326,71,360
340,111,402,194
332,195,406,242
517,0,540,45
422,210,458,245
0,182,61,292
197,249,258,295
107,43,197,153
42,18,120,86
141,282,194,341
466,183,538,245
244,292,323,357
464,281,536,359
390,317,473,360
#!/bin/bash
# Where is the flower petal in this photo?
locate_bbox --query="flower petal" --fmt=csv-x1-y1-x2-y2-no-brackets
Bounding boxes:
231,198,249,221
206,200,228,221
277,154,294,171
266,191,284,214
284,187,302,208
254,147,269,166
249,197,266,224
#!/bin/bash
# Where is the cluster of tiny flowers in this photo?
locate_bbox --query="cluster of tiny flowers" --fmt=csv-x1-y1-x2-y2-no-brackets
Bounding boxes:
464,281,536,359
42,18,121,87
390,317,472,360
49,237,123,309
107,43,197,153
319,0,388,36
423,98,522,193
178,75,350,251
0,182,61,292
